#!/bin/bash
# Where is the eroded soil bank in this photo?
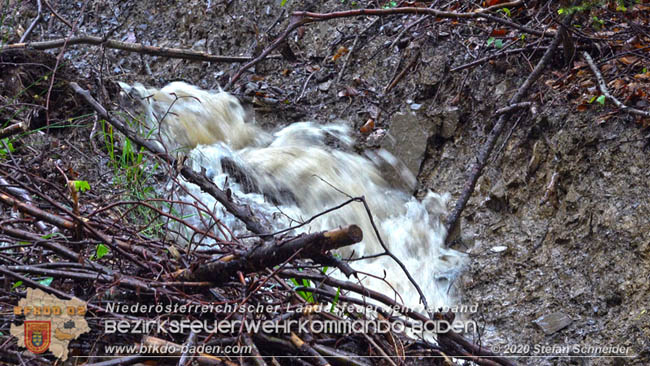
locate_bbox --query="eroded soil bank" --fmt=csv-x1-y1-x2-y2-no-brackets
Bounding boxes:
4,0,649,365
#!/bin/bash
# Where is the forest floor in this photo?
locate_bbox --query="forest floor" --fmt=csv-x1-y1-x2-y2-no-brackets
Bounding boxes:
1,1,649,365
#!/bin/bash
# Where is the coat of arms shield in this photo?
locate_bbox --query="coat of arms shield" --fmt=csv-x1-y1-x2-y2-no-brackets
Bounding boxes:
24,321,51,354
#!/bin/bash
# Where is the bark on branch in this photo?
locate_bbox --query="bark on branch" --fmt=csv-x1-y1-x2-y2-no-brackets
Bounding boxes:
583,51,650,118
3,36,263,63
444,14,574,246
177,225,362,282
0,122,29,139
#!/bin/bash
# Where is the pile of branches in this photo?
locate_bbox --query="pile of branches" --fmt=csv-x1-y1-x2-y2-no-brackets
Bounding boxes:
0,82,512,366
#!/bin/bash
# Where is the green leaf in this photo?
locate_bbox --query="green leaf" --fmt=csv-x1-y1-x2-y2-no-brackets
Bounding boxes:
280,0,288,6
12,281,23,289
588,95,597,104
495,39,504,48
558,8,566,15
487,37,495,47
596,95,606,105
330,286,341,313
39,277,54,286
72,180,91,192
1,138,14,151
41,232,65,240
94,243,110,260
289,277,315,303
499,8,511,17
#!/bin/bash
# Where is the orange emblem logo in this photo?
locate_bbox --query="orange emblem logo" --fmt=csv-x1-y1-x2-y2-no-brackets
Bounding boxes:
25,321,51,354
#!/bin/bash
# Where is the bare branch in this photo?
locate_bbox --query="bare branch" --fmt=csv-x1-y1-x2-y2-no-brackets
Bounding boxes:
583,51,650,118
4,36,267,63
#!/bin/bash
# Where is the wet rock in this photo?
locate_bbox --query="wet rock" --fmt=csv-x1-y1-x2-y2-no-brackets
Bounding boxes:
495,80,510,97
417,54,448,86
534,312,572,334
441,107,459,139
381,112,435,190
486,178,507,212
426,106,459,139
318,80,331,92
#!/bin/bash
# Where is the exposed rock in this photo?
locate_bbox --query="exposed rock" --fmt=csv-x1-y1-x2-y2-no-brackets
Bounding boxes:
426,105,460,139
381,111,436,190
441,106,460,139
534,312,572,335
318,80,332,92
486,178,507,212
494,80,510,97
417,53,448,86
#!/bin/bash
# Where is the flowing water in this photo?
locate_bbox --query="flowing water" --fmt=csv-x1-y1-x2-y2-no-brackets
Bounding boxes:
120,81,467,312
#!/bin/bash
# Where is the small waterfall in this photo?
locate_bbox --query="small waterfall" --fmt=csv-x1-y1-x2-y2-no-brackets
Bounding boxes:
120,81,466,312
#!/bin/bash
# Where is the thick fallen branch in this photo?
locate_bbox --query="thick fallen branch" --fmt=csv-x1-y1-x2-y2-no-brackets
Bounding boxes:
70,82,269,237
0,190,76,229
4,36,266,63
176,225,362,282
583,51,650,118
7,265,150,290
290,332,331,366
493,102,533,117
0,225,80,261
444,14,574,245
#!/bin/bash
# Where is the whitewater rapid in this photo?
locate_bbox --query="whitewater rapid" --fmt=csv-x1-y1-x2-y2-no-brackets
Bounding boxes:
119,81,466,312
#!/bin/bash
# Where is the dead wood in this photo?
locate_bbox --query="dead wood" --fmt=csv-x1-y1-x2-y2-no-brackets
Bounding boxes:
0,122,28,139
279,269,517,366
175,225,362,282
583,51,650,118
3,35,269,64
290,332,331,366
228,1,543,87
139,336,237,366
444,14,574,246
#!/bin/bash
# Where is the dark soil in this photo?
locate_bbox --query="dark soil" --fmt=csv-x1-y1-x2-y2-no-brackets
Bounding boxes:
2,0,649,365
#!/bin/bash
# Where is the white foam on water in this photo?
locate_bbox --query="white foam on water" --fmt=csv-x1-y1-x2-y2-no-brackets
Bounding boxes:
120,81,467,312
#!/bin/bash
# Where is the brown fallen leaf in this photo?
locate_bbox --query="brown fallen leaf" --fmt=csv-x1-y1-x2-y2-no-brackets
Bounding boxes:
360,119,375,134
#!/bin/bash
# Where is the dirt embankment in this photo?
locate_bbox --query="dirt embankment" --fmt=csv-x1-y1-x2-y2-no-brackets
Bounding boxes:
3,0,649,365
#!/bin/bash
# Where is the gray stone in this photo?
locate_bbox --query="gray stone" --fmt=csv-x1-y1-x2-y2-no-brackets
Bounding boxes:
441,106,459,139
485,178,507,212
418,54,448,86
318,80,331,92
533,312,572,334
425,106,459,139
381,112,435,190
495,80,509,97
